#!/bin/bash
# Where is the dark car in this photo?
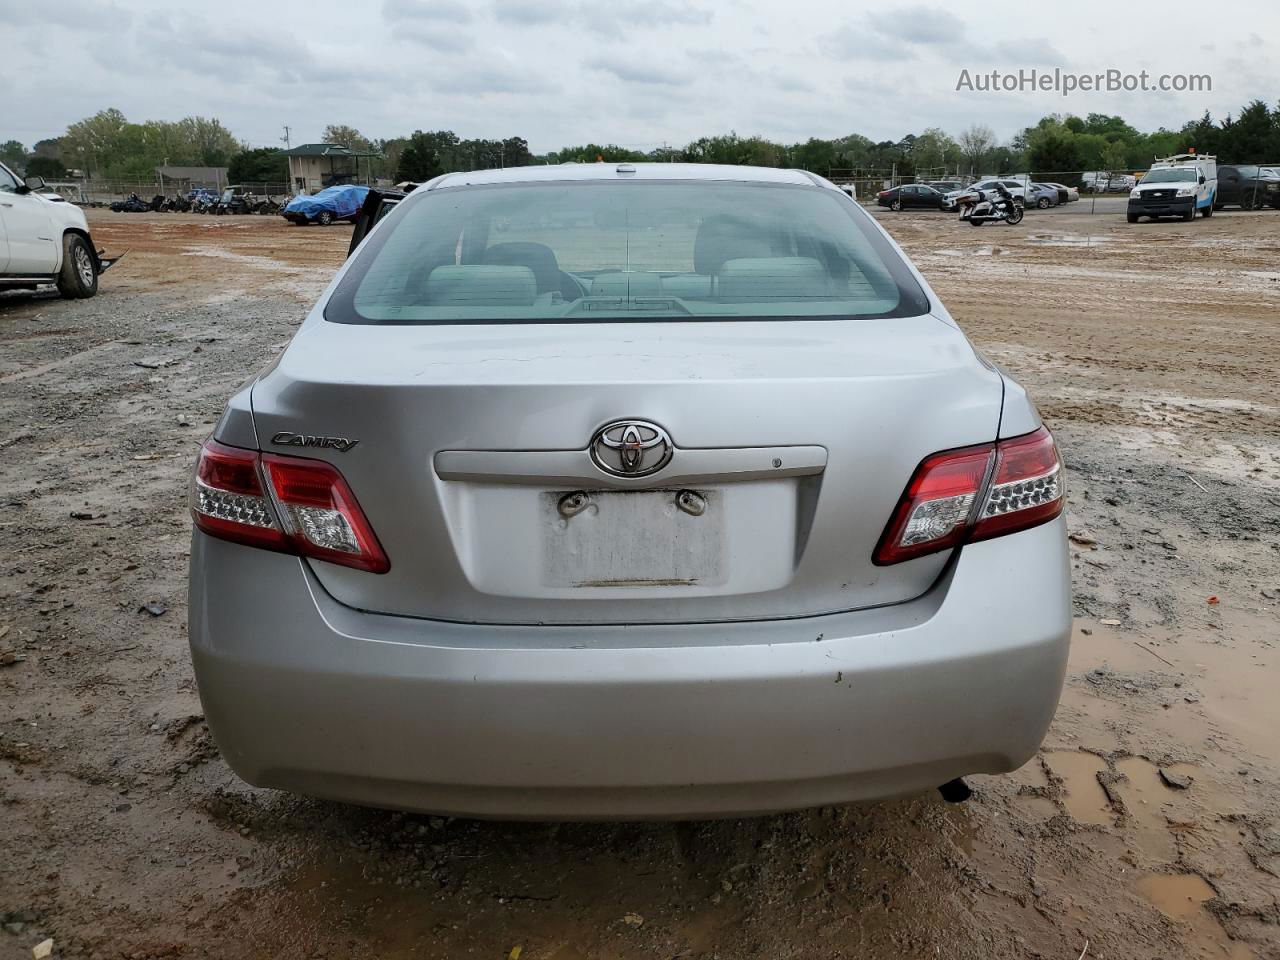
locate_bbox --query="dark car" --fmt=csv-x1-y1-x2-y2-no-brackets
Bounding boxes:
876,184,947,211
1214,165,1280,210
926,180,964,194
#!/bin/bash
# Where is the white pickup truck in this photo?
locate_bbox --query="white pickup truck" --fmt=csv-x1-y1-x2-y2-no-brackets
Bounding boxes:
0,161,114,298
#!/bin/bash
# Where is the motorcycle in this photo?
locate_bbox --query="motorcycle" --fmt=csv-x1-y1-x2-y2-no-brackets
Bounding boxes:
955,188,1024,226
109,193,150,213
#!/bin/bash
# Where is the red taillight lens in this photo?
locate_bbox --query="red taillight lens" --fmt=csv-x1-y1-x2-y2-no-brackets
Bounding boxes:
261,454,389,573
191,439,389,573
874,427,1063,566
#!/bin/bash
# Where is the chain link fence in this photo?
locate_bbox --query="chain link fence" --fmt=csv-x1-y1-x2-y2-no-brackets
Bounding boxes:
834,165,1280,214
47,179,294,205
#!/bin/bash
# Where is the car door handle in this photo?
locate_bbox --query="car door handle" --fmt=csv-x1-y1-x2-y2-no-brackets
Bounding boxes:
0,201,13,207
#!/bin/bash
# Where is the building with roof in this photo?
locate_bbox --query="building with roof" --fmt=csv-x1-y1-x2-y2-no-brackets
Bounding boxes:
282,143,381,194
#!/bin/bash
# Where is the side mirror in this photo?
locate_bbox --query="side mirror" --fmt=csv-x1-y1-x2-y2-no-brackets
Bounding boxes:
1198,175,1206,185
22,175,46,192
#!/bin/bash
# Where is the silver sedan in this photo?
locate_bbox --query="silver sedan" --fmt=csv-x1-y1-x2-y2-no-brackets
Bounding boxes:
188,163,1070,819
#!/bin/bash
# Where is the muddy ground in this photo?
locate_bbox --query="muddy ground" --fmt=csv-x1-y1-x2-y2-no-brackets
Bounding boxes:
1,206,1278,960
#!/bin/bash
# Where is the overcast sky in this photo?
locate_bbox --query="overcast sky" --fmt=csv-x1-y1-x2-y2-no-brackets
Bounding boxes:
1,0,1275,152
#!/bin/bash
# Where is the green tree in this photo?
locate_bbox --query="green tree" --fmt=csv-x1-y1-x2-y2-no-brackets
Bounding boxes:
396,130,459,181
911,128,959,176
0,140,26,171
227,147,288,184
1101,140,1130,172
1180,111,1219,158
25,156,67,179
957,124,995,174
323,124,373,152
1218,99,1273,161
177,116,240,166
60,107,131,176
553,143,647,163
790,138,838,175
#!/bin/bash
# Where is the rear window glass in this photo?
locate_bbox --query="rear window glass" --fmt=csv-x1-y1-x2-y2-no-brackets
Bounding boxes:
325,180,929,324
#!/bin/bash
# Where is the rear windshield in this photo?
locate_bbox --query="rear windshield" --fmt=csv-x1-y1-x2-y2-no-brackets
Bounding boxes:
325,180,929,324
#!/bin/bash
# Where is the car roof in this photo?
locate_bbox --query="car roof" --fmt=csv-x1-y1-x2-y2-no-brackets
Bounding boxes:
430,163,823,190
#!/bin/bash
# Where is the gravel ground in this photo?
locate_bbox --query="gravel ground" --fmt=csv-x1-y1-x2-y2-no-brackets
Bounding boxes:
1,208,1278,960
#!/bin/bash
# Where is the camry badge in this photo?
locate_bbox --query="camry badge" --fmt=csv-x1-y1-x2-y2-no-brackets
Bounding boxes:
271,431,359,453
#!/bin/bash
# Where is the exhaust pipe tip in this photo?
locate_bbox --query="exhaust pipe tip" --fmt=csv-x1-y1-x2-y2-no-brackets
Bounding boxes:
938,777,972,803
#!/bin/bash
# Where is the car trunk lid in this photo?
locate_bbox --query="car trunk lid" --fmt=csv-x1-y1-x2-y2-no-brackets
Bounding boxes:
249,314,1003,625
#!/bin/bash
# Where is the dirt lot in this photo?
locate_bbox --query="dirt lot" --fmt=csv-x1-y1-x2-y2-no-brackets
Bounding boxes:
2,206,1278,960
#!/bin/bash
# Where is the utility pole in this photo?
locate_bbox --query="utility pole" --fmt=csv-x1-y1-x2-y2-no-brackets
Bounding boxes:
280,125,292,149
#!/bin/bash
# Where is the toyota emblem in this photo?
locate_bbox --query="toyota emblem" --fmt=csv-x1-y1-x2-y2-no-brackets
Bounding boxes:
589,420,673,478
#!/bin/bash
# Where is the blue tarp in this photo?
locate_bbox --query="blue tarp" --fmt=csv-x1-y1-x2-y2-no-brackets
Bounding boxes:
284,184,369,220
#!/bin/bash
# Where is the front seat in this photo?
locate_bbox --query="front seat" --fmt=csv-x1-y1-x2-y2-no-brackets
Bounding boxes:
483,242,579,301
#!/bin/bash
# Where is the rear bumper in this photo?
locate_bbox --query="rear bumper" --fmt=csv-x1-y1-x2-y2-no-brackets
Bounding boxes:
188,517,1071,819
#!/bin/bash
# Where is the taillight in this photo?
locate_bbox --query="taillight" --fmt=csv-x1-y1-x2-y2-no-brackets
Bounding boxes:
874,427,1062,566
191,439,389,573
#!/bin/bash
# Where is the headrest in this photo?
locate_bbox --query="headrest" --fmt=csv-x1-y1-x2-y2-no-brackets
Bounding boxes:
424,265,537,306
693,214,774,275
716,257,829,301
484,242,560,294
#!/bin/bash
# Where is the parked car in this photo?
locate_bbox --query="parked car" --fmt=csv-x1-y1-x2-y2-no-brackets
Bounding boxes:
1213,164,1280,210
876,183,948,210
1041,182,1078,204
0,164,118,298
282,184,370,225
1027,183,1060,209
189,163,1071,820
925,180,964,194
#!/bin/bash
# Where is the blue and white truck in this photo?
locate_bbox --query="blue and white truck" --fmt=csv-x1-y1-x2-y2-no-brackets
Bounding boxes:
1127,154,1217,223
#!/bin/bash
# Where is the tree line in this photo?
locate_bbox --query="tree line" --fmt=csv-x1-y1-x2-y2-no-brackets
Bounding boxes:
3,100,1278,187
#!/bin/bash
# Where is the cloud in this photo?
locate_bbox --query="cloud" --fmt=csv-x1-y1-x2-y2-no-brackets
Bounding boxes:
400,23,475,53
821,25,916,60
580,2,713,38
491,0,566,26
585,56,691,86
867,6,966,45
988,37,1067,64
383,0,473,22
430,63,557,96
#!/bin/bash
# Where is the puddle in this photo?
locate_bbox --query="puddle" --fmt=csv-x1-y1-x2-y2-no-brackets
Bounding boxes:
1044,751,1112,824
1115,757,1180,862
1136,872,1215,918
1026,233,1114,246
1134,874,1254,958
934,246,1012,257
1069,605,1280,766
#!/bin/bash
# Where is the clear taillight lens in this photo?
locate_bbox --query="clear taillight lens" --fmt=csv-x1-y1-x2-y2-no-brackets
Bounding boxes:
191,439,389,573
969,428,1063,543
874,427,1063,566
